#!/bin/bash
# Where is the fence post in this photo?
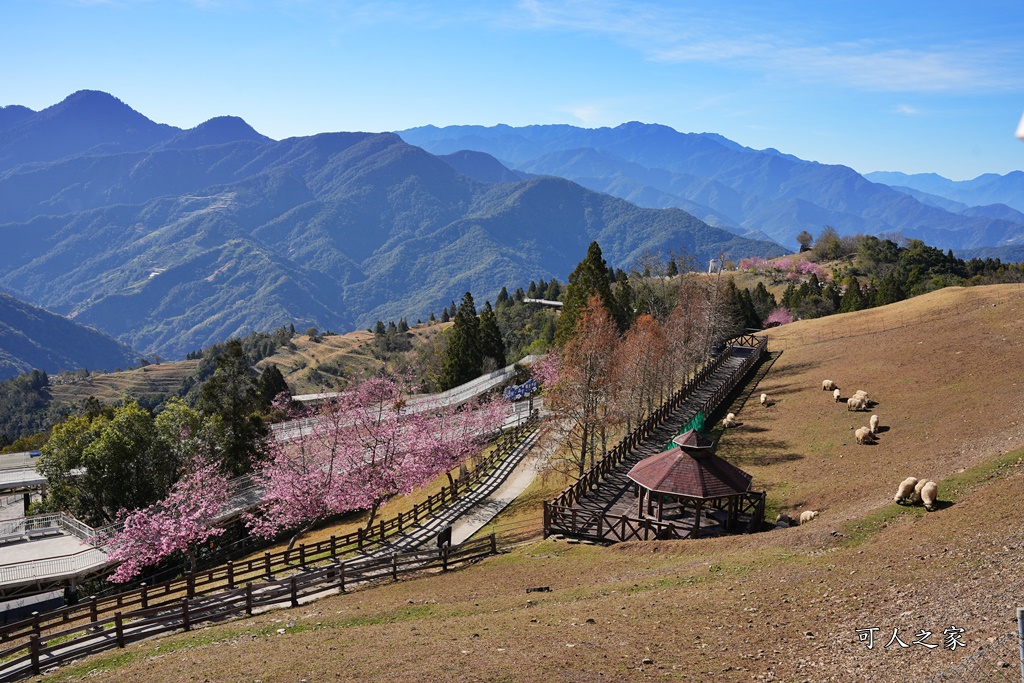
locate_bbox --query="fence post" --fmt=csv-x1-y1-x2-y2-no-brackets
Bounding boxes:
442,544,449,572
338,562,346,593
227,561,235,590
115,612,124,648
1017,607,1024,683
392,554,398,581
299,543,306,568
490,533,497,555
31,611,40,640
264,551,272,578
397,511,403,533
140,583,148,609
29,634,40,674
357,527,364,552
182,598,190,632
187,572,195,599
290,576,299,608
330,535,337,558
245,582,253,616
89,596,99,630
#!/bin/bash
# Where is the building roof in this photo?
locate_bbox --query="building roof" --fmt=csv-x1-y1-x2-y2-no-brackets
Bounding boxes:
627,430,753,498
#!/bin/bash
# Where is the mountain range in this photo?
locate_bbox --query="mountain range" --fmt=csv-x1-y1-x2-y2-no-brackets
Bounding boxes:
0,291,140,380
0,91,784,360
398,124,1024,253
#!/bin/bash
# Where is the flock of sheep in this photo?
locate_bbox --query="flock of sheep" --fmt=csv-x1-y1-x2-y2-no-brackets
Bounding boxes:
722,376,942,530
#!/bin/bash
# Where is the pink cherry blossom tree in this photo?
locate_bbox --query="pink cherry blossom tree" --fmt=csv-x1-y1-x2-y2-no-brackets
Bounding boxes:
246,373,506,552
764,306,795,327
102,459,230,582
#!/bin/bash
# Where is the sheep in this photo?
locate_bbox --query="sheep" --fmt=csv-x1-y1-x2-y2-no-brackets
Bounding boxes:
921,481,939,511
853,389,870,402
833,388,842,402
910,479,927,504
869,414,880,434
760,393,768,406
721,412,738,428
893,477,919,504
822,379,837,391
847,396,868,411
854,426,876,445
775,513,795,528
799,510,819,525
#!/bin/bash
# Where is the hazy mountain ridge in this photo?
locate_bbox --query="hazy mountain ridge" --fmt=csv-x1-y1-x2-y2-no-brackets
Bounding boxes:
399,123,1024,251
0,93,784,358
0,291,141,380
866,170,1024,213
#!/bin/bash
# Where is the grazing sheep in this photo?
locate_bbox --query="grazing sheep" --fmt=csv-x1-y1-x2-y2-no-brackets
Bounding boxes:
775,513,795,527
799,510,819,525
921,481,939,511
869,414,880,434
721,412,738,428
847,396,868,411
910,479,927,504
822,379,837,391
833,388,842,402
760,393,768,406
894,477,919,504
854,426,876,445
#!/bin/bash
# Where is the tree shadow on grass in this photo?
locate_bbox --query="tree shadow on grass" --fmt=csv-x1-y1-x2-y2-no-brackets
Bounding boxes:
719,435,805,467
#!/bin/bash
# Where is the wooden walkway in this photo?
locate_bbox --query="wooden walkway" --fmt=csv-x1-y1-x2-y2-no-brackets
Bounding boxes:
544,337,767,543
573,353,747,520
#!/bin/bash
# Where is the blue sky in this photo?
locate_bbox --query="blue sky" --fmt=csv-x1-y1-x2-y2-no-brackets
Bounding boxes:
4,0,1023,180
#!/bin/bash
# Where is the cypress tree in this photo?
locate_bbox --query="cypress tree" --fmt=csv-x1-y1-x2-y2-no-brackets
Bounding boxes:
441,307,450,323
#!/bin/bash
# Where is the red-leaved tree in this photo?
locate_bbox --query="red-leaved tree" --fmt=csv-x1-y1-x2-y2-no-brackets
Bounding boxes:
103,459,230,582
246,374,505,551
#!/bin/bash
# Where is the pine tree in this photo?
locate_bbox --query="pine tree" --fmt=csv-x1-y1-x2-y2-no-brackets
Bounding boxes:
556,241,620,345
478,301,506,370
398,318,409,333
839,277,867,313
374,320,386,335
496,286,510,307
439,292,482,390
441,307,450,323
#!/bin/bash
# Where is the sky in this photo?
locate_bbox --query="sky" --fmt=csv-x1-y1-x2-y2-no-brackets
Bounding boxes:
4,0,1024,180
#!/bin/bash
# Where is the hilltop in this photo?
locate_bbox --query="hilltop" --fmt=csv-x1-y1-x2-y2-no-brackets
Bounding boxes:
48,284,1024,682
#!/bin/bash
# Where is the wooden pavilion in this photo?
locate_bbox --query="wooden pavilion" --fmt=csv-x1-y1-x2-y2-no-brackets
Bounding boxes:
626,430,764,538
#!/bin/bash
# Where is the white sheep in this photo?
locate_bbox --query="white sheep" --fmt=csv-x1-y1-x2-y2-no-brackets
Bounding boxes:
853,390,869,402
822,379,837,391
721,412,738,428
847,396,868,411
833,388,841,402
910,479,927,504
799,510,819,525
760,393,768,406
775,513,794,527
893,477,919,504
854,426,875,445
921,481,939,512
869,414,880,434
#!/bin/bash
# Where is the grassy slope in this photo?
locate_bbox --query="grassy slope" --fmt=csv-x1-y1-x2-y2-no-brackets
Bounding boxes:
41,284,1024,683
46,360,199,406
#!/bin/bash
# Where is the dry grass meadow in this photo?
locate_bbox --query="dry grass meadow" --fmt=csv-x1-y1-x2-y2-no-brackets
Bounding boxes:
37,284,1024,682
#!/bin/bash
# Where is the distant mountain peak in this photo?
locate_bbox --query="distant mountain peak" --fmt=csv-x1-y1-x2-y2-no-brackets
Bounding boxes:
156,115,271,150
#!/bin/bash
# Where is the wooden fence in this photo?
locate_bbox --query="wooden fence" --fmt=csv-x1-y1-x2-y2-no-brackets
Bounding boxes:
543,335,768,539
0,415,538,655
0,535,498,681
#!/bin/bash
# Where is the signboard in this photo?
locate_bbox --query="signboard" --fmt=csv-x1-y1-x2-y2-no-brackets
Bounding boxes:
503,378,538,401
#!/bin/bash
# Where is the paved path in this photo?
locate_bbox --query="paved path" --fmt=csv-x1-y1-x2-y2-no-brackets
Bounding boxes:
359,424,541,557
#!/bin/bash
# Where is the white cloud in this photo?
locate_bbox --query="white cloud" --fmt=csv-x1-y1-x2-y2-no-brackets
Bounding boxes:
893,104,922,116
510,1,1024,94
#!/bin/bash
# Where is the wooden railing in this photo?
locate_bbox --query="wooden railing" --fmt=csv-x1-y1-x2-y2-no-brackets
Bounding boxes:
543,335,768,538
0,535,499,682
0,415,538,649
